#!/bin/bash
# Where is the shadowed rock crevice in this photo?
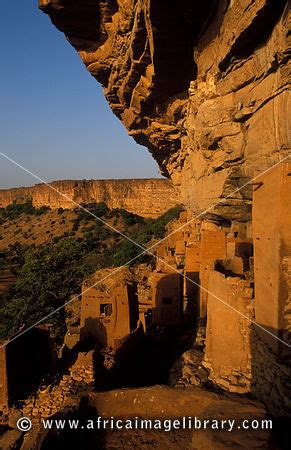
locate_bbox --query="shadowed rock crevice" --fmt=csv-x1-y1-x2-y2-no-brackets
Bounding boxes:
219,0,288,73
39,0,290,221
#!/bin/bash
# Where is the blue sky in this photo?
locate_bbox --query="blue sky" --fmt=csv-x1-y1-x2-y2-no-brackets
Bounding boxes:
0,1,160,188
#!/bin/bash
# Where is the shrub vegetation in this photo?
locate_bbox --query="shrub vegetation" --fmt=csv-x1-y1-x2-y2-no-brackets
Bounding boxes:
0,203,183,341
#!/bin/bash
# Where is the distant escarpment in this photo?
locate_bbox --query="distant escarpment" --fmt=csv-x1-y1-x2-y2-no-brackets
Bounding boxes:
39,0,290,222
0,179,179,218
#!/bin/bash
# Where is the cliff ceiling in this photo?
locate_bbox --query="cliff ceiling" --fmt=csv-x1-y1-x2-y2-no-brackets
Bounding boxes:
39,0,290,221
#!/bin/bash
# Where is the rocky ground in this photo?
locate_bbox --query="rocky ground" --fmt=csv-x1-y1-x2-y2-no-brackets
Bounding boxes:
169,321,209,389
22,353,95,423
1,383,274,450
0,339,287,450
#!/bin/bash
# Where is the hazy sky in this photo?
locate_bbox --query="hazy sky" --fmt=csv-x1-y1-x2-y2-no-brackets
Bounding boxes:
0,1,161,189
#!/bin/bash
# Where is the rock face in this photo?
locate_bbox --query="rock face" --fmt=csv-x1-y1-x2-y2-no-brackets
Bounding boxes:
0,179,179,218
39,0,290,221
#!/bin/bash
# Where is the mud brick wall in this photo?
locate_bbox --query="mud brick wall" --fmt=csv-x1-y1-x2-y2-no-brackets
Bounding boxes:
0,345,8,414
203,270,253,394
253,161,291,353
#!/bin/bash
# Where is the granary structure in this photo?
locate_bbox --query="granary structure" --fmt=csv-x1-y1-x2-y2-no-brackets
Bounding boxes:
152,200,255,391
150,161,290,415
149,272,183,326
78,163,290,416
80,267,139,349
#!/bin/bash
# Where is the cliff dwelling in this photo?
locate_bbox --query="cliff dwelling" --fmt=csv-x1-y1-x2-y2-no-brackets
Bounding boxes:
80,267,139,348
0,1,290,449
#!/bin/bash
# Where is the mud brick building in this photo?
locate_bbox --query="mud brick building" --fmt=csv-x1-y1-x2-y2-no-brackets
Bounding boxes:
150,272,183,326
80,267,139,348
251,161,291,415
0,327,55,415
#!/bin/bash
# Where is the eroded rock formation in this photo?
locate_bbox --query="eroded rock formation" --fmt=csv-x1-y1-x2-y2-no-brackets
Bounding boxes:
0,1,287,439
0,179,179,218
39,0,290,221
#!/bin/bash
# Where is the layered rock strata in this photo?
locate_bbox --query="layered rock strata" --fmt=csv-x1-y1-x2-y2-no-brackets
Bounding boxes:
39,0,290,221
0,179,179,218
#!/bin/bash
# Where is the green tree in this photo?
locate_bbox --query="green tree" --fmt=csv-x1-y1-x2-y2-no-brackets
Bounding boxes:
0,239,87,340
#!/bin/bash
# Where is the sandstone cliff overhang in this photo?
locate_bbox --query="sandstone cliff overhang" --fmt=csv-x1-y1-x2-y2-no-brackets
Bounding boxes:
39,0,290,221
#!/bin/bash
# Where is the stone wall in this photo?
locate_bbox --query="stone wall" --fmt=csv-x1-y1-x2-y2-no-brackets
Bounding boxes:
0,179,179,218
21,351,95,424
251,330,291,417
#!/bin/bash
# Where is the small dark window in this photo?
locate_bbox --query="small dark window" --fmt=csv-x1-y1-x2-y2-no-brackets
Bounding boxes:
100,303,112,317
162,297,173,305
